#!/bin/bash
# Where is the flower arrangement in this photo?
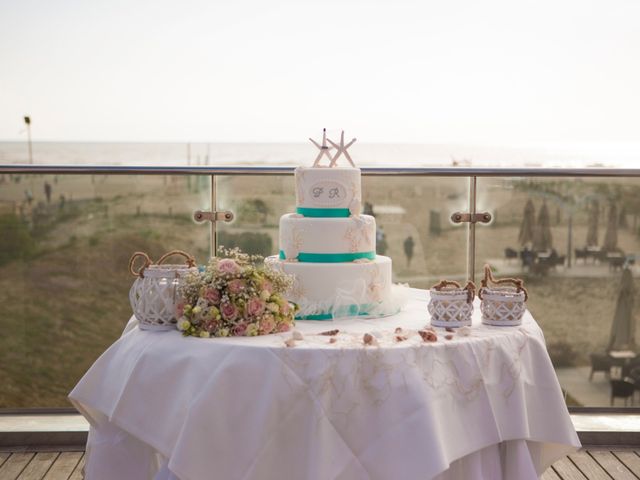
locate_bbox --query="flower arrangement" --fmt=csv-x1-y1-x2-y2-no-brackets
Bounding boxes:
177,247,297,337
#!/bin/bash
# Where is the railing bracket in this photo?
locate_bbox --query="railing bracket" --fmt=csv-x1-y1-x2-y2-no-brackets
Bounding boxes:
451,212,492,224
193,210,234,223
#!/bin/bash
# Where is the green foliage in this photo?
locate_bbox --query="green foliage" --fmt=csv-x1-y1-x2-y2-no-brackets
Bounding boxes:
218,231,273,257
0,214,35,265
237,198,271,224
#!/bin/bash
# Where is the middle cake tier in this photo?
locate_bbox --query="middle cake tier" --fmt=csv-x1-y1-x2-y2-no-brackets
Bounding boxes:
279,213,376,262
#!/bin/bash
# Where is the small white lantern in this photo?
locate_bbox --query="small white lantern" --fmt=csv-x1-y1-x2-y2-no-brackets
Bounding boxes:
428,280,475,328
128,250,197,331
478,264,527,326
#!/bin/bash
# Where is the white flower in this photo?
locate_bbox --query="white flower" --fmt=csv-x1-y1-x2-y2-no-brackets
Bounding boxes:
199,331,211,338
219,328,230,337
178,319,191,331
266,302,280,313
260,290,271,301
192,306,202,315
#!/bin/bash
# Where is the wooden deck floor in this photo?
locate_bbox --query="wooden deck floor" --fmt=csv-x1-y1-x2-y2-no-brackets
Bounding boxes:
1,448,639,479
0,450,84,480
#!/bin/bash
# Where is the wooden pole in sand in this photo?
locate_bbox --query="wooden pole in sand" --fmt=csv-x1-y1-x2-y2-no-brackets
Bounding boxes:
24,116,33,164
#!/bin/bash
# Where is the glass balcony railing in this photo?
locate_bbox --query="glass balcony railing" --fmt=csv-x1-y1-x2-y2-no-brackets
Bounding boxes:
1,165,639,412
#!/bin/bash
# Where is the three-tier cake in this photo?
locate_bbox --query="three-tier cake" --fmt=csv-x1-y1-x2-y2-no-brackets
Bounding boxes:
266,131,394,320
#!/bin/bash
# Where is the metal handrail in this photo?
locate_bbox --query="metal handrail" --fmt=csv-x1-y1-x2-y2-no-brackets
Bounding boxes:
1,164,640,176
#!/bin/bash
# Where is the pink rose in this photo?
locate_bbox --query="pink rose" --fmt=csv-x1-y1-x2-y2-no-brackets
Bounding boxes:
218,259,240,274
176,302,186,317
204,320,219,333
233,322,248,336
260,279,274,295
204,288,221,305
259,314,276,334
228,279,246,295
221,302,239,321
247,297,266,317
278,322,291,333
281,302,291,316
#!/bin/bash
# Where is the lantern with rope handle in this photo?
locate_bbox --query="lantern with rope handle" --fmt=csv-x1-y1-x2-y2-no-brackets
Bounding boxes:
128,250,198,330
428,279,476,328
478,264,528,326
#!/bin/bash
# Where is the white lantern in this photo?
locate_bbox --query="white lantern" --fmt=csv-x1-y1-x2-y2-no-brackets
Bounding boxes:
128,250,197,331
478,264,527,326
428,280,475,328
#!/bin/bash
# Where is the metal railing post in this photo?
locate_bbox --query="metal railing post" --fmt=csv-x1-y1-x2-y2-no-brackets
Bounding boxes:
468,176,477,283
211,174,217,257
193,174,233,256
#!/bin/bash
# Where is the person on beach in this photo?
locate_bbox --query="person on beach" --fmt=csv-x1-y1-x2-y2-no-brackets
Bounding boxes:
44,181,52,204
404,235,414,268
377,227,388,255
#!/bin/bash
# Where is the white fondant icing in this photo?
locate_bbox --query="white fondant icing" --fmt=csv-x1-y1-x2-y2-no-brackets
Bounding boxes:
281,223,303,260
279,214,376,257
295,166,361,211
265,255,393,318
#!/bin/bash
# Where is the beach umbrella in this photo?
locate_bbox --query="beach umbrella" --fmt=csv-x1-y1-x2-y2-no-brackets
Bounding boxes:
608,267,636,352
518,199,535,246
586,199,599,247
619,205,629,229
533,201,552,251
603,203,618,252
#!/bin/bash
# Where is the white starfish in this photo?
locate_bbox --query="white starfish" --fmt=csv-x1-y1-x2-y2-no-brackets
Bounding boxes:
328,131,357,167
309,128,333,166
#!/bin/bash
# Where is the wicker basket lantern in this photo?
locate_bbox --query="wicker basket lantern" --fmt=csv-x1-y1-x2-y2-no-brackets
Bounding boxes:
128,250,197,331
478,264,528,326
428,280,475,328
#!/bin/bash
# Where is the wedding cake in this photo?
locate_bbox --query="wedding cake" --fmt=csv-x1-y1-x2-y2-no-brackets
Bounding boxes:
266,130,394,320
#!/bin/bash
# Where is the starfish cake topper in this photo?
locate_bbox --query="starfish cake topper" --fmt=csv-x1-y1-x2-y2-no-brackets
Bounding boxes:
328,130,357,167
309,128,334,166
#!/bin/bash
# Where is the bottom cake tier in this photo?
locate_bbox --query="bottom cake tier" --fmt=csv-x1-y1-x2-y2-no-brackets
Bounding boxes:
265,255,393,320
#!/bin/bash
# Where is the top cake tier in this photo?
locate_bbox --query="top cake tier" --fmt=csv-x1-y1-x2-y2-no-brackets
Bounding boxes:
295,166,361,217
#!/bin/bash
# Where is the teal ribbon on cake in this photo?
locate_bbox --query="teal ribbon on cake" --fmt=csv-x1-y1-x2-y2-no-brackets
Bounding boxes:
296,304,371,321
296,304,400,321
296,207,350,218
279,250,375,263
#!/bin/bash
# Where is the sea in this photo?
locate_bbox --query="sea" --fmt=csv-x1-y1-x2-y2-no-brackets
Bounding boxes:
1,141,640,168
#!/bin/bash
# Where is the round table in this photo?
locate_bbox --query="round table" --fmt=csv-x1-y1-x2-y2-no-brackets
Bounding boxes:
70,288,579,480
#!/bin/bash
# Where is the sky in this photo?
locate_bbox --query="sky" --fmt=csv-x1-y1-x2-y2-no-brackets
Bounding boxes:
1,0,640,146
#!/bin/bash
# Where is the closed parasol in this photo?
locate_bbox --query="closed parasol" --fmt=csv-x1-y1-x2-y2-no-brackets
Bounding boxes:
603,203,618,252
586,199,599,247
518,199,535,247
608,267,636,352
533,201,552,252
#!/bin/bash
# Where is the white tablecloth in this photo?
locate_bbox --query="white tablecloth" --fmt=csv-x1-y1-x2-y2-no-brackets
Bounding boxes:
69,289,580,480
